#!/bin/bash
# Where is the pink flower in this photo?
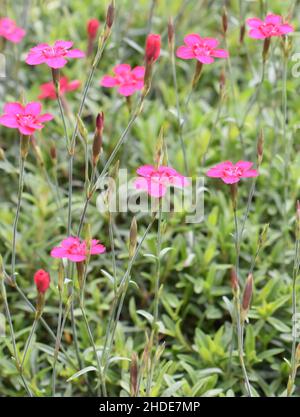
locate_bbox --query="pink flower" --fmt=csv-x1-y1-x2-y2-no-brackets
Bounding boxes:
25,40,85,69
0,17,26,43
206,161,259,184
0,102,53,135
34,269,50,294
51,237,106,263
176,34,229,64
38,76,81,100
134,165,189,198
100,64,145,97
246,14,294,39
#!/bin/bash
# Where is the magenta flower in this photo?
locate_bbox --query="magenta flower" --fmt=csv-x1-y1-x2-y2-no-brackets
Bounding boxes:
100,64,145,97
25,40,85,69
246,14,294,39
206,161,259,184
38,76,81,100
134,165,189,198
176,34,228,64
0,17,26,43
51,237,106,263
0,102,53,135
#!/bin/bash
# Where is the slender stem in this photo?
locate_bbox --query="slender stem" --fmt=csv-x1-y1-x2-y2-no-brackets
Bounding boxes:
101,217,155,395
147,202,162,395
52,290,63,397
170,41,188,175
14,283,77,369
21,318,38,369
109,213,118,295
282,53,289,240
11,152,25,278
80,304,103,396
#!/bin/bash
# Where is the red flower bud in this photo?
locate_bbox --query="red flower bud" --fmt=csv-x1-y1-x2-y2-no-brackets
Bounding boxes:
145,33,161,63
87,19,100,40
34,269,50,294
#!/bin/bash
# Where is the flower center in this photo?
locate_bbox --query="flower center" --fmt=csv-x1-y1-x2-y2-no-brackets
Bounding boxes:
262,23,280,36
16,113,36,126
193,43,212,56
42,46,67,58
223,167,242,177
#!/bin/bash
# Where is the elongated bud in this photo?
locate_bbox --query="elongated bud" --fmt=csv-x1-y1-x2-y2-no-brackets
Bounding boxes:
296,201,300,240
51,68,60,90
34,269,50,319
263,37,271,62
76,261,84,290
92,112,104,166
130,352,138,397
168,17,175,50
192,61,203,88
239,23,245,44
0,147,5,160
87,19,100,40
129,217,138,259
222,7,228,34
230,267,239,294
77,114,88,143
219,67,226,97
258,223,269,247
50,143,57,161
106,0,115,29
230,183,238,211
20,135,30,159
257,129,264,166
31,135,44,167
145,33,161,64
58,262,64,293
241,273,253,322
296,343,300,364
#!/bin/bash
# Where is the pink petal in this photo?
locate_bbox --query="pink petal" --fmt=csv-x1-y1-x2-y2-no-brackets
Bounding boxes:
39,113,54,122
206,168,223,178
176,45,194,59
0,114,18,128
265,14,282,25
67,254,86,262
26,52,46,65
67,80,81,91
147,180,167,198
169,175,190,188
90,244,106,255
246,17,264,28
113,64,131,75
66,49,85,58
235,161,253,170
132,66,145,78
249,28,265,39
242,169,259,178
51,247,68,258
222,176,240,184
61,237,80,248
100,75,118,87
203,37,219,48
136,165,155,177
279,24,294,35
134,177,150,192
212,49,229,58
25,102,41,116
196,55,214,64
184,33,202,46
18,125,36,135
118,84,136,96
45,57,68,68
4,102,24,114
54,40,74,49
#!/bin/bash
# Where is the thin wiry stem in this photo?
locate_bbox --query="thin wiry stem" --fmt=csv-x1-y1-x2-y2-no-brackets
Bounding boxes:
101,217,155,396
52,290,63,397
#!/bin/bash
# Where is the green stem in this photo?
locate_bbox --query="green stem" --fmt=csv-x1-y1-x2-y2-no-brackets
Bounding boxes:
52,291,63,397
21,318,38,369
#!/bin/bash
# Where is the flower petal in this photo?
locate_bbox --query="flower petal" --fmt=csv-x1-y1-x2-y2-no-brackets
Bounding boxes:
249,28,265,39
246,17,264,28
100,75,118,87
136,165,155,177
118,84,136,96
66,49,85,58
212,49,229,58
113,63,131,74
176,45,194,59
265,14,282,25
45,57,68,68
184,33,202,46
25,102,41,116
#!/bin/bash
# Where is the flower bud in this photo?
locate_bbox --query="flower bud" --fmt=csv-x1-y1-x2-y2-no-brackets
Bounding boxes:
34,269,50,294
241,273,253,322
87,19,100,40
263,37,271,62
50,143,57,162
239,23,245,44
130,352,138,397
129,217,138,259
106,0,115,29
222,7,228,34
92,112,104,166
168,18,175,50
0,147,5,160
145,33,161,64
230,267,239,294
257,129,264,166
